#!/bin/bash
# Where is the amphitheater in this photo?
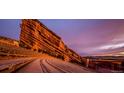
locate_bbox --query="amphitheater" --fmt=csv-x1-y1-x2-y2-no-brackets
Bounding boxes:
0,19,123,73
0,19,94,73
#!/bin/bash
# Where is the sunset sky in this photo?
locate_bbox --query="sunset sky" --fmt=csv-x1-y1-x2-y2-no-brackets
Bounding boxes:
0,19,124,56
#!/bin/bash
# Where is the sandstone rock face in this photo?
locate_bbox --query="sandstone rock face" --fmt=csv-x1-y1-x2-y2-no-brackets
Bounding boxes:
20,19,82,63
0,36,19,47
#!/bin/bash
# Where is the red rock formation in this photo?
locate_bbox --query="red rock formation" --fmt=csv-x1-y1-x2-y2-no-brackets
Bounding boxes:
0,36,19,47
19,19,82,63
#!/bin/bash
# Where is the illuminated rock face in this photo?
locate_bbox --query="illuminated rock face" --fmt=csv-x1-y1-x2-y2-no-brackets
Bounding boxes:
20,19,82,62
0,36,19,47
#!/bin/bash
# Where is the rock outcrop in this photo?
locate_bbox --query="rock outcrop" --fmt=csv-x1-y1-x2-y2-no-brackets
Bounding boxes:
19,19,82,63
0,36,19,47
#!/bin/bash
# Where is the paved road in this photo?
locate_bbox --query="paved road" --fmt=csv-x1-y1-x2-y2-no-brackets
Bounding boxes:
0,57,94,73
